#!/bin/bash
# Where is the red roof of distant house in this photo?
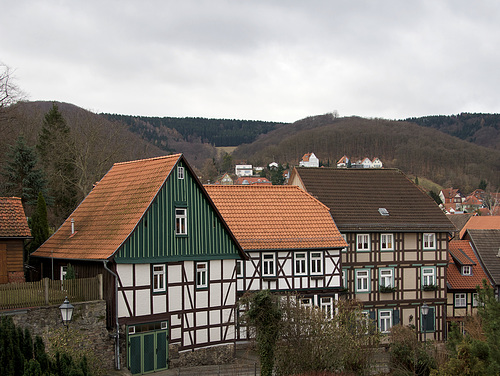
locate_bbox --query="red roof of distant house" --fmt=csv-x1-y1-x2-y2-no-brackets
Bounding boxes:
0,197,31,238
337,155,349,164
460,216,500,239
463,195,482,206
448,240,491,290
301,153,312,162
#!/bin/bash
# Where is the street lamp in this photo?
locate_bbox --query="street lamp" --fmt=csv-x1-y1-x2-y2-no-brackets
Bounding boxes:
421,302,429,344
59,296,74,328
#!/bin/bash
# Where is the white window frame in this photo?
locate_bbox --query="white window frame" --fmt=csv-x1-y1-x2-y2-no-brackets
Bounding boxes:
236,260,244,278
153,264,166,292
310,251,323,275
379,310,393,333
300,297,312,309
262,252,276,277
381,234,394,251
342,269,348,289
175,208,187,235
341,233,348,252
473,293,480,307
380,268,394,288
462,265,472,276
357,234,370,251
196,262,208,289
423,233,436,250
356,269,370,293
455,293,466,307
177,166,185,180
422,267,436,287
320,297,333,319
294,252,307,276
60,265,67,281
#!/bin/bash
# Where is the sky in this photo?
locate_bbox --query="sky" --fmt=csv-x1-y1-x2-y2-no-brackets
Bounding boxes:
2,0,500,123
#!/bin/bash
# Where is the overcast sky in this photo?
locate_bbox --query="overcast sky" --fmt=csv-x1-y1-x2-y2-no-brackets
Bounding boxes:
2,1,500,122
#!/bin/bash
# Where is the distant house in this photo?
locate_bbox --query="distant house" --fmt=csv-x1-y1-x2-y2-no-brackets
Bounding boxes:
289,167,455,341
32,154,246,374
234,177,271,185
234,164,253,177
446,239,491,333
268,162,279,170
359,157,372,168
459,195,483,213
337,155,349,168
299,153,319,168
337,156,382,168
372,158,383,168
0,197,32,284
216,173,233,185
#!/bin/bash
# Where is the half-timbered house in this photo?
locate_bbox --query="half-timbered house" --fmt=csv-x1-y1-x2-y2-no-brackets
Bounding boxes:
32,154,246,374
289,167,455,341
204,185,347,339
446,239,491,333
0,197,32,283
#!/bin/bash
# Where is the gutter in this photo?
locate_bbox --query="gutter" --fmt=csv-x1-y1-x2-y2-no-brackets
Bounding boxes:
103,260,121,370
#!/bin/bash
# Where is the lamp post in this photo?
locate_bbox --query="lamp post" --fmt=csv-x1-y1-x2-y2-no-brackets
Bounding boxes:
421,302,429,344
59,296,74,329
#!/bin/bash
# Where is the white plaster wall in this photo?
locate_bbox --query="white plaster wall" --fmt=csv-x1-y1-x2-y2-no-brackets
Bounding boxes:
196,290,209,308
171,327,181,342
222,259,235,279
153,294,167,314
210,310,221,325
136,289,151,316
198,328,208,343
117,264,133,287
168,264,182,283
135,264,150,286
210,283,222,306
211,260,222,279
169,286,182,312
118,290,133,318
210,327,221,342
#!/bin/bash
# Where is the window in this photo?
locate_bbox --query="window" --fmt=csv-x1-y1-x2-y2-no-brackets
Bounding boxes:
422,267,436,287
300,298,312,309
175,208,187,235
310,252,323,275
381,234,394,251
236,260,244,278
153,264,166,292
379,310,393,333
423,233,436,250
177,166,184,180
342,269,348,289
196,262,208,288
262,253,276,277
462,266,472,276
294,252,307,275
473,293,480,307
455,293,466,307
60,266,67,281
380,269,393,288
320,297,333,318
341,234,348,252
356,269,370,293
357,234,370,251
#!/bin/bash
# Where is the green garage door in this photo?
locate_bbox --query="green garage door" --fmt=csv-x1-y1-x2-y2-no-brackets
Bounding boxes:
128,322,168,375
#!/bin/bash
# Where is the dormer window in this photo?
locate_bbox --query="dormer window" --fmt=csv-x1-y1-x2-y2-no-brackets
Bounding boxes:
462,265,472,276
178,166,185,180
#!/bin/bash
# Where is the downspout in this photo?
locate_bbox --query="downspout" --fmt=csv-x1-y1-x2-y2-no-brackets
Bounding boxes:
103,260,120,370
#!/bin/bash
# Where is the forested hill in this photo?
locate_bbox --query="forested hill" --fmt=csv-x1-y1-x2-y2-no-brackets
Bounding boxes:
102,114,287,148
404,113,500,150
232,115,500,193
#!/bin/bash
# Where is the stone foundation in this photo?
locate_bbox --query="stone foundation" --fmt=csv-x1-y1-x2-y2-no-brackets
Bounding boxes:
5,300,118,372
169,343,235,368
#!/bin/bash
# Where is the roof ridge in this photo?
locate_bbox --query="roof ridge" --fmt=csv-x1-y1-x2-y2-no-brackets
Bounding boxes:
114,153,182,166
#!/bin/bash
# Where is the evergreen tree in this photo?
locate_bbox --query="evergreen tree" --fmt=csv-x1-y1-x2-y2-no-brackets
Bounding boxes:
479,179,488,190
37,103,78,223
2,136,48,207
28,192,50,254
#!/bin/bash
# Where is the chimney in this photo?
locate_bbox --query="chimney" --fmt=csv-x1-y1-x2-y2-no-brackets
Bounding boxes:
71,218,75,234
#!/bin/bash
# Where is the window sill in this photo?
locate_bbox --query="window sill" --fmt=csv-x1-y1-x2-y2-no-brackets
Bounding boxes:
262,276,278,281
310,275,324,280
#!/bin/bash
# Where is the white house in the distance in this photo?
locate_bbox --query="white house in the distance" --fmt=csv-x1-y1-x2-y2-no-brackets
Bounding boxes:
337,156,383,168
299,153,319,168
235,164,253,177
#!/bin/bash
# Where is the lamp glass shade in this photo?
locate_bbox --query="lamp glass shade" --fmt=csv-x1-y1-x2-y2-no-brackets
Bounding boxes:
59,297,74,325
421,303,429,316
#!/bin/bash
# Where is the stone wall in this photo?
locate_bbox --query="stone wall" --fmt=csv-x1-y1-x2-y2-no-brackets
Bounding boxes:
6,300,119,372
169,343,235,368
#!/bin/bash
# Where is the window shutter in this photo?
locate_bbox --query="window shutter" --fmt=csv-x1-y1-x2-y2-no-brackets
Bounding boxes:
393,309,400,325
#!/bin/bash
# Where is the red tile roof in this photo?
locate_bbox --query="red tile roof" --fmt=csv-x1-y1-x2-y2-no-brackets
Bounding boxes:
459,216,500,239
448,240,491,290
204,185,347,251
32,154,181,260
0,197,31,238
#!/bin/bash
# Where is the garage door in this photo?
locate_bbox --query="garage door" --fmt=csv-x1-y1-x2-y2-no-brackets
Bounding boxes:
128,321,168,375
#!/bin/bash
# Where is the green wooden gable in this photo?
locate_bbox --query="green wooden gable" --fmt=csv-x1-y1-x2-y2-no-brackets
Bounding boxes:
115,160,243,263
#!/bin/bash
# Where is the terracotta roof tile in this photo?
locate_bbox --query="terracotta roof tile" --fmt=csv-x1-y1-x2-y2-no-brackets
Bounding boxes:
448,240,490,290
32,154,181,260
291,168,455,232
0,197,31,238
205,185,346,251
459,216,500,239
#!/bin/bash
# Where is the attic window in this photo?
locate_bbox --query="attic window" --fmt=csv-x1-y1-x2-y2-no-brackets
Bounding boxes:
378,208,389,216
178,166,185,180
462,266,472,276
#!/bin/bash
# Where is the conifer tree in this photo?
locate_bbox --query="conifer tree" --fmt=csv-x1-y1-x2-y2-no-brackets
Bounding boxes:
37,103,78,222
28,192,50,254
1,136,48,207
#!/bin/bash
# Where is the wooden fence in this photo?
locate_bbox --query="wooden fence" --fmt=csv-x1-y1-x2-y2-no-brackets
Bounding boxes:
0,275,103,311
